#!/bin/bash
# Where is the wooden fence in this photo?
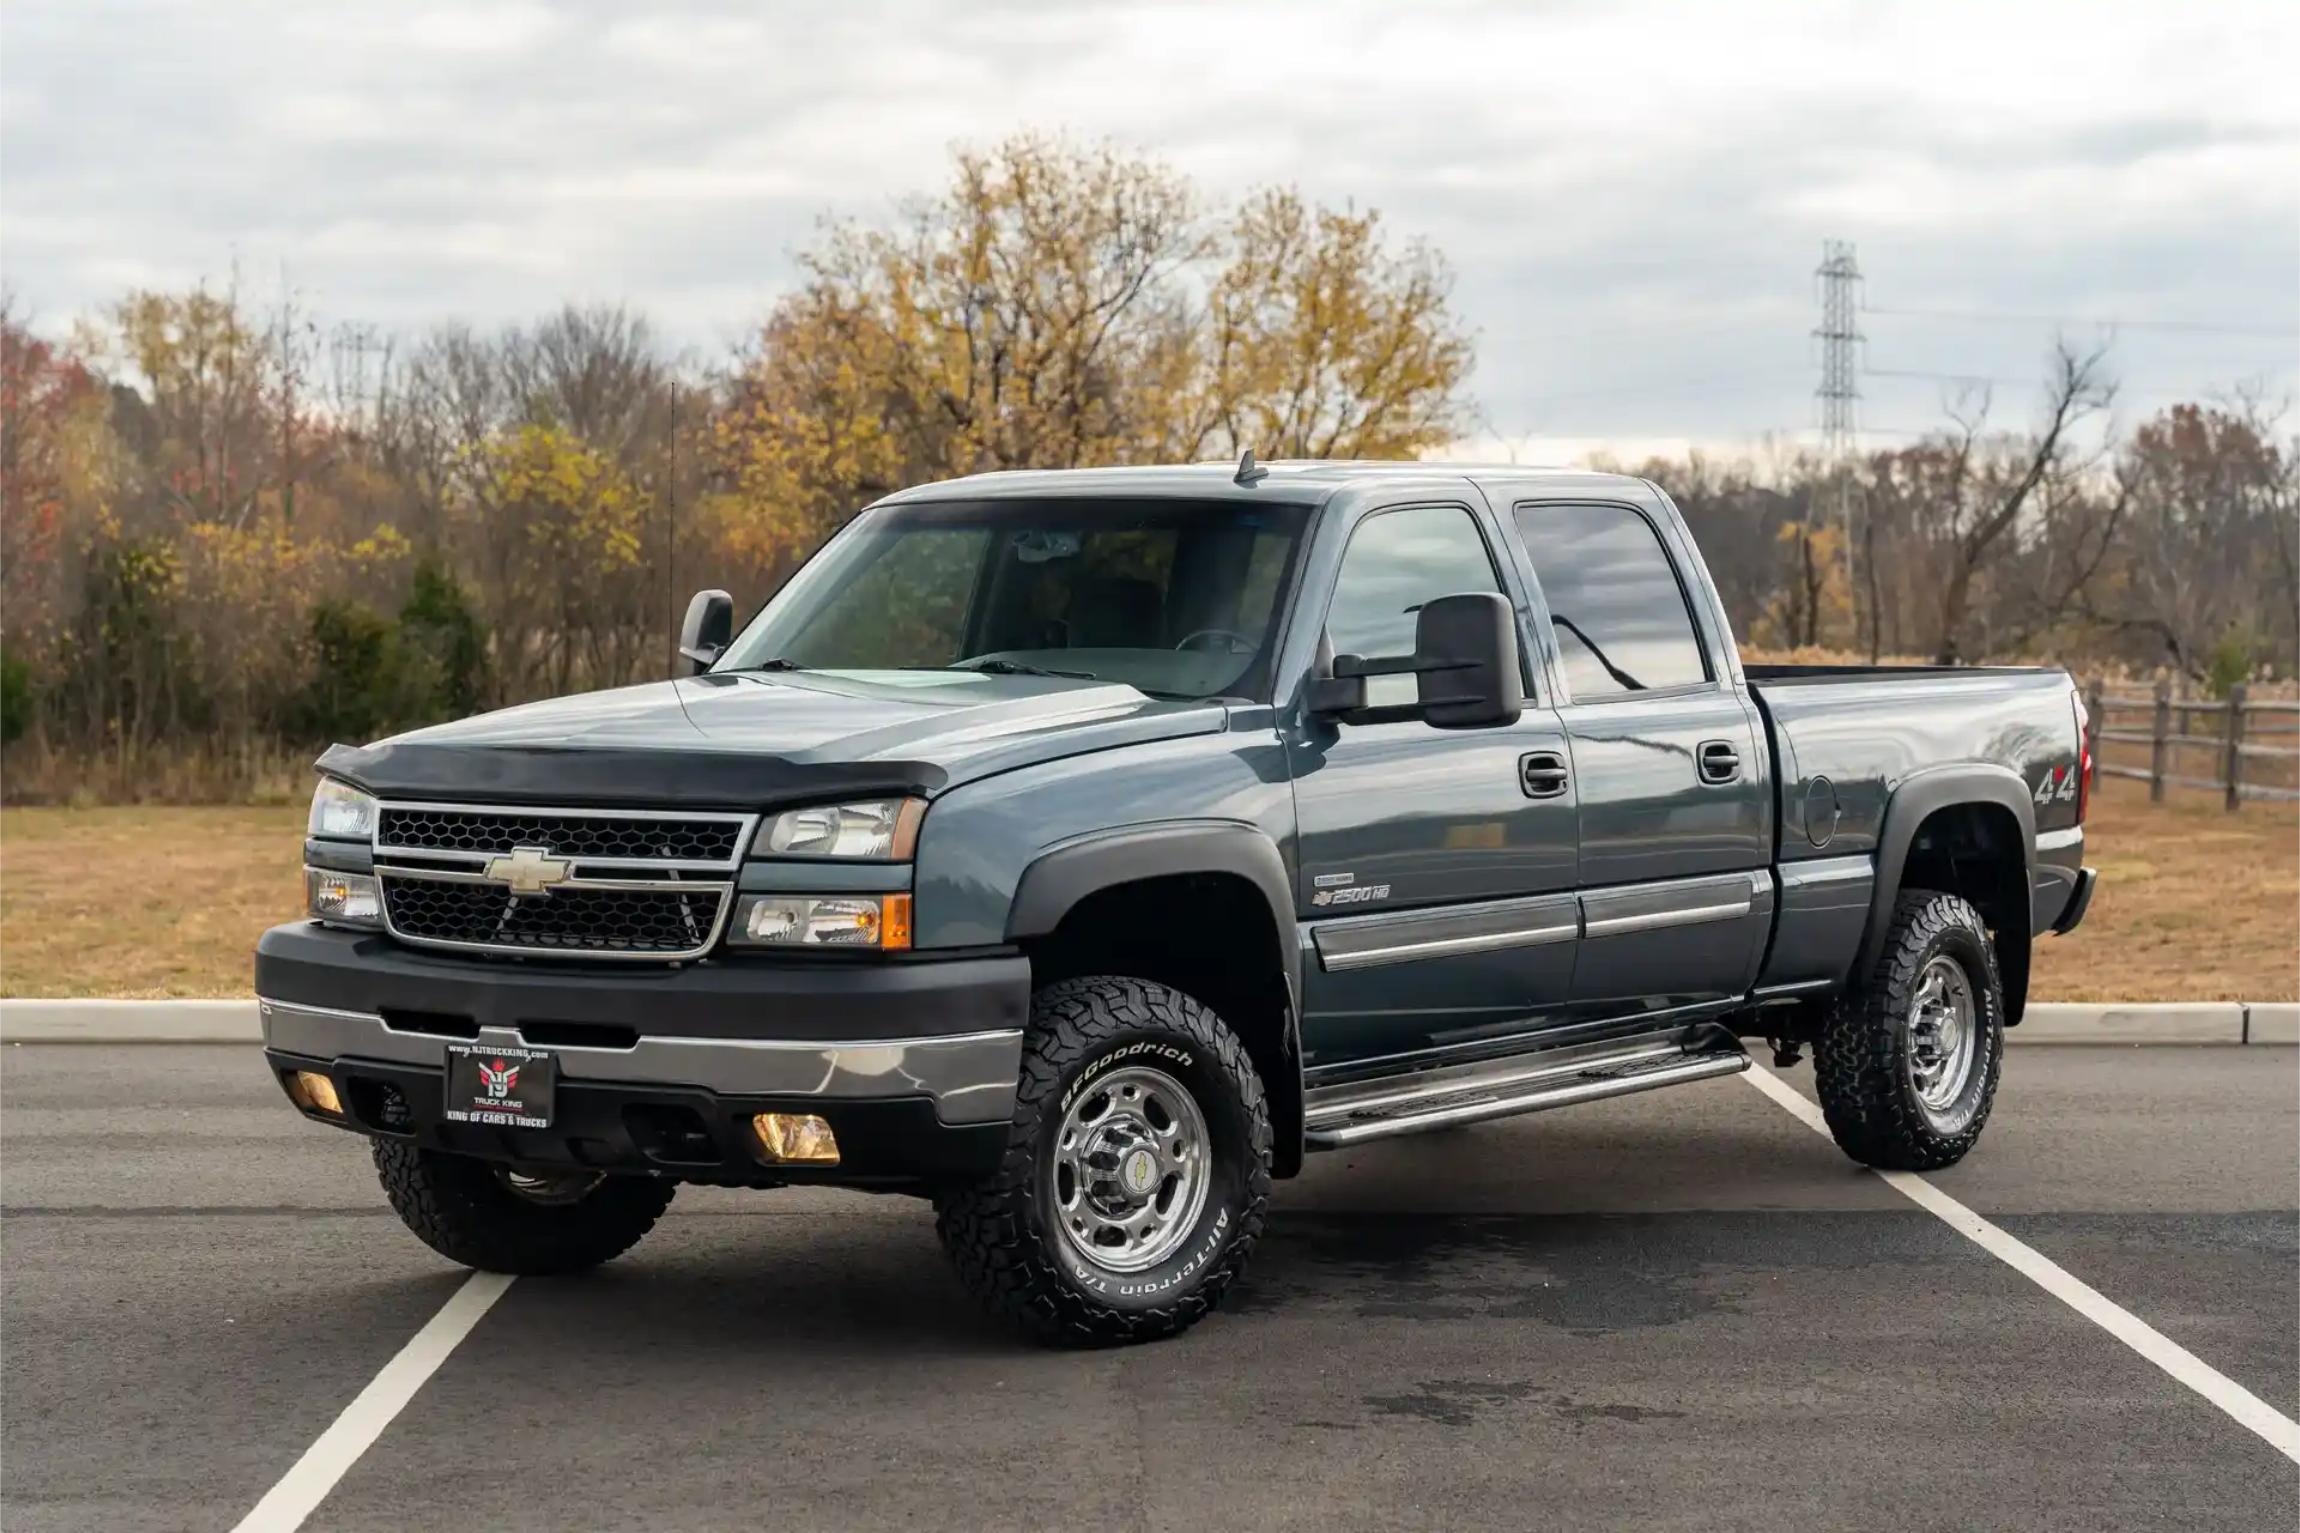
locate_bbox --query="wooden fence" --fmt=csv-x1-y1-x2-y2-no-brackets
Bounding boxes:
2085,680,2300,808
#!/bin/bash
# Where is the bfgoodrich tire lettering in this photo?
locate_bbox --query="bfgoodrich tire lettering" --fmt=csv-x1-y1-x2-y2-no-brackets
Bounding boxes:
934,976,1272,1346
372,1141,674,1275
1814,889,2006,1171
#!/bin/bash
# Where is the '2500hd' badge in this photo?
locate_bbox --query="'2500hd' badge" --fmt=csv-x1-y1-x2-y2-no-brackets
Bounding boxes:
1312,874,1391,907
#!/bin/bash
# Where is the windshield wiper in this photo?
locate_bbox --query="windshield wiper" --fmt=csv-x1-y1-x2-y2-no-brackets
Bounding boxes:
720,656,808,673
943,658,1099,681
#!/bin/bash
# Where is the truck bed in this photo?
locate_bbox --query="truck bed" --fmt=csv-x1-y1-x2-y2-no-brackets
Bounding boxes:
1747,663,2081,866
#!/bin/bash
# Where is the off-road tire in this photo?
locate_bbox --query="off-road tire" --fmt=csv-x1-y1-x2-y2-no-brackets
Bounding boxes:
372,1141,675,1275
1814,889,2005,1171
934,976,1272,1347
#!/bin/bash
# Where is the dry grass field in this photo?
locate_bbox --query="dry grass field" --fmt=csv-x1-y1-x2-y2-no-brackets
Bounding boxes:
1,779,2291,999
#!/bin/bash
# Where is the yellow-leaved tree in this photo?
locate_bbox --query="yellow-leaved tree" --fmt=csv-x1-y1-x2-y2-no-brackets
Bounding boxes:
458,423,654,700
713,135,1474,581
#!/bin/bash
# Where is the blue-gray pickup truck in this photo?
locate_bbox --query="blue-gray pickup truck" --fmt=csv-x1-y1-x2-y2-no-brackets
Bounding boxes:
259,458,2096,1344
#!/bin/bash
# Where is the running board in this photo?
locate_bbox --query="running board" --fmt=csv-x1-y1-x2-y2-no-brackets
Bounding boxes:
1302,1039,1751,1149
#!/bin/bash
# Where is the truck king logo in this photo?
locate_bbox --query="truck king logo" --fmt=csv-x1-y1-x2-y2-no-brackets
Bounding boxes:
477,1059,520,1099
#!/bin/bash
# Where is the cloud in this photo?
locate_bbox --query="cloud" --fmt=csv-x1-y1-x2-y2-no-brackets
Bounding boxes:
2,0,2293,448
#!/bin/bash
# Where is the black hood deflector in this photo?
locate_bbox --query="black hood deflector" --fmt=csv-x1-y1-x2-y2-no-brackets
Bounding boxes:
315,740,947,810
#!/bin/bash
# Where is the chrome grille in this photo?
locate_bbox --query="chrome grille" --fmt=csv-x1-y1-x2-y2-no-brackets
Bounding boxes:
372,801,753,961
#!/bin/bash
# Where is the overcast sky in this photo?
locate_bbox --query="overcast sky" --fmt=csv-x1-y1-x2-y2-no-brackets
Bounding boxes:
4,0,2294,460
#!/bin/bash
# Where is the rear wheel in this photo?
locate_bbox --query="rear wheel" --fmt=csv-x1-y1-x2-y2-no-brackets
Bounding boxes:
934,976,1271,1346
1814,889,2005,1171
372,1141,674,1275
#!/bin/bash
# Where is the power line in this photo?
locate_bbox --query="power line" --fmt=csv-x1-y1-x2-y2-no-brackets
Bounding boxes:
1860,302,2291,339
1863,367,2293,400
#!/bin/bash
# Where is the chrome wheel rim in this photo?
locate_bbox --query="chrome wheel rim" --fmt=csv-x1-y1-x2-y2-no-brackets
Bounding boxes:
1908,954,1979,1115
496,1168,603,1206
1049,1064,1211,1274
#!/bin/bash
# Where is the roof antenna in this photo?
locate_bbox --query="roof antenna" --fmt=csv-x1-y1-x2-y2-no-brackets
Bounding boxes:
1234,448,1269,486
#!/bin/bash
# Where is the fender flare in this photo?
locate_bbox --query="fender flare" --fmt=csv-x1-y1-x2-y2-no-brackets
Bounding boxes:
1857,765,2037,1012
1006,820,1301,1011
1006,820,1304,1171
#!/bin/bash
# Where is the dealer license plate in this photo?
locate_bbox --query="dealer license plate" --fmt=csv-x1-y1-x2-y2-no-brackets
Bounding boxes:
444,1043,557,1130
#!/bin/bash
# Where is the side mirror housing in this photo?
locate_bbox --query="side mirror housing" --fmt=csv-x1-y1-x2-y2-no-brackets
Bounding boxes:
1414,591,1523,728
1307,591,1522,729
678,589,734,675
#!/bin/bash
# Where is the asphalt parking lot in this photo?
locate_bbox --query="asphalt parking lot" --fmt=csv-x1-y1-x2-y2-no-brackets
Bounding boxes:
4,1042,2294,1531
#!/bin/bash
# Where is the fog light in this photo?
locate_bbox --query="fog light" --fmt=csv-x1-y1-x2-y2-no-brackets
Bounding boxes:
752,1112,839,1164
289,1070,343,1116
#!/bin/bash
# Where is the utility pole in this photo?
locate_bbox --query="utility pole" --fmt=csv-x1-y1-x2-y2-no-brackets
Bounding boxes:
1813,239,1862,648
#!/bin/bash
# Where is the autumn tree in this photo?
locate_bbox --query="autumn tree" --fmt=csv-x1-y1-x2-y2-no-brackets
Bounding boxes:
715,136,1474,576
2091,399,2299,682
0,303,104,649
456,422,655,700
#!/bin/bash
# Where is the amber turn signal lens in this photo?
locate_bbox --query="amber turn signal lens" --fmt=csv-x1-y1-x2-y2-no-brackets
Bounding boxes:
880,893,913,951
289,1070,343,1116
752,1112,840,1164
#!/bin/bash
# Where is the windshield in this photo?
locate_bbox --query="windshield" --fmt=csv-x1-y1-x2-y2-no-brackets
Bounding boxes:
717,498,1309,700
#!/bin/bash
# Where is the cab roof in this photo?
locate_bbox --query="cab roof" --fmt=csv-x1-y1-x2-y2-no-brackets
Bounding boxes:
871,460,1660,509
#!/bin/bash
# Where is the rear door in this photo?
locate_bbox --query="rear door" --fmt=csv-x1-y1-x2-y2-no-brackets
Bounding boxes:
1504,499,1772,1018
1286,500,1580,1071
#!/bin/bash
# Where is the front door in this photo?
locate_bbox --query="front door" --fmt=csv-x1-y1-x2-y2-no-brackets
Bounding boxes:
1287,501,1581,1072
1506,499,1771,1019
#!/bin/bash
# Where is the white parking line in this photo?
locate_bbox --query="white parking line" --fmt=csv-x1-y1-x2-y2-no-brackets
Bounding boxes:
1741,1064,2300,1465
230,1272,516,1533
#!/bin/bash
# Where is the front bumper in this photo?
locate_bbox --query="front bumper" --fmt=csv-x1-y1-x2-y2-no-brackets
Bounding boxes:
255,922,1028,1186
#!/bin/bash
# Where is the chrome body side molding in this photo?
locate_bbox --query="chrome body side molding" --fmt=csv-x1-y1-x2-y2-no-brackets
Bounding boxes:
1312,893,1579,972
1578,870,1766,938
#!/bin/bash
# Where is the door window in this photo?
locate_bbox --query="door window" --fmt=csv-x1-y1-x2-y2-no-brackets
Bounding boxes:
1514,503,1709,699
1326,506,1504,705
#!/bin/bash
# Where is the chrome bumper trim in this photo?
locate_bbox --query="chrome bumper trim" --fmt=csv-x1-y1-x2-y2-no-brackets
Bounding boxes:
258,998,1023,1126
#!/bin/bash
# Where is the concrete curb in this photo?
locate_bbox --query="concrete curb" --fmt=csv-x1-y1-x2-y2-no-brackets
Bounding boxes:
1,998,261,1043
2,997,2294,1046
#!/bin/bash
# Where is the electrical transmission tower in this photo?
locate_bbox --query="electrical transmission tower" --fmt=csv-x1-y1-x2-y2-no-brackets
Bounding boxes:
1812,240,1863,647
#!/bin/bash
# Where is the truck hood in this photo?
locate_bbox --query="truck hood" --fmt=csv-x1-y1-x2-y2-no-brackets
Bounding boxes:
315,670,1227,809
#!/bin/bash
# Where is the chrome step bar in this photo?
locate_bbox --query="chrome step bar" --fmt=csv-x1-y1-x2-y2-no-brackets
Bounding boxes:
1303,1038,1751,1149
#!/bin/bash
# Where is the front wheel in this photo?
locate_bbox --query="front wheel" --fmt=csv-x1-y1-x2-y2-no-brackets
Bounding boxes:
934,976,1271,1346
1814,890,2006,1171
372,1141,675,1275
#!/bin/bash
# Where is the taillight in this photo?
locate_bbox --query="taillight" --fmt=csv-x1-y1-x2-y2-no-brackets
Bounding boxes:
2071,691,2093,824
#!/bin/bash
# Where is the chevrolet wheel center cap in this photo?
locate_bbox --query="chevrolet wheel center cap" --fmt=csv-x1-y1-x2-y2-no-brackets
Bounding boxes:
1121,1149,1159,1198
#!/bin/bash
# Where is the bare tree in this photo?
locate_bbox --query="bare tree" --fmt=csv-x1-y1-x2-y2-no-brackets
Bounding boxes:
1924,339,2117,661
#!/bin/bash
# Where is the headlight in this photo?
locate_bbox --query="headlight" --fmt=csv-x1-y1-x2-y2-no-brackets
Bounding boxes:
730,893,912,950
308,778,378,841
755,798,923,860
306,868,383,928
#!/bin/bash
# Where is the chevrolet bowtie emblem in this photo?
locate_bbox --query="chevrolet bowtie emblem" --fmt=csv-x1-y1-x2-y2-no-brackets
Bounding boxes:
484,845,572,896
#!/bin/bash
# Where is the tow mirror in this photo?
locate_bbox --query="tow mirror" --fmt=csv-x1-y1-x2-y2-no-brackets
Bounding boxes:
679,589,734,675
1413,591,1523,728
1308,591,1523,729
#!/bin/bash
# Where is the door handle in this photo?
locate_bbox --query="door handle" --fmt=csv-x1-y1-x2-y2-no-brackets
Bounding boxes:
1697,739,1742,784
1520,751,1570,799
